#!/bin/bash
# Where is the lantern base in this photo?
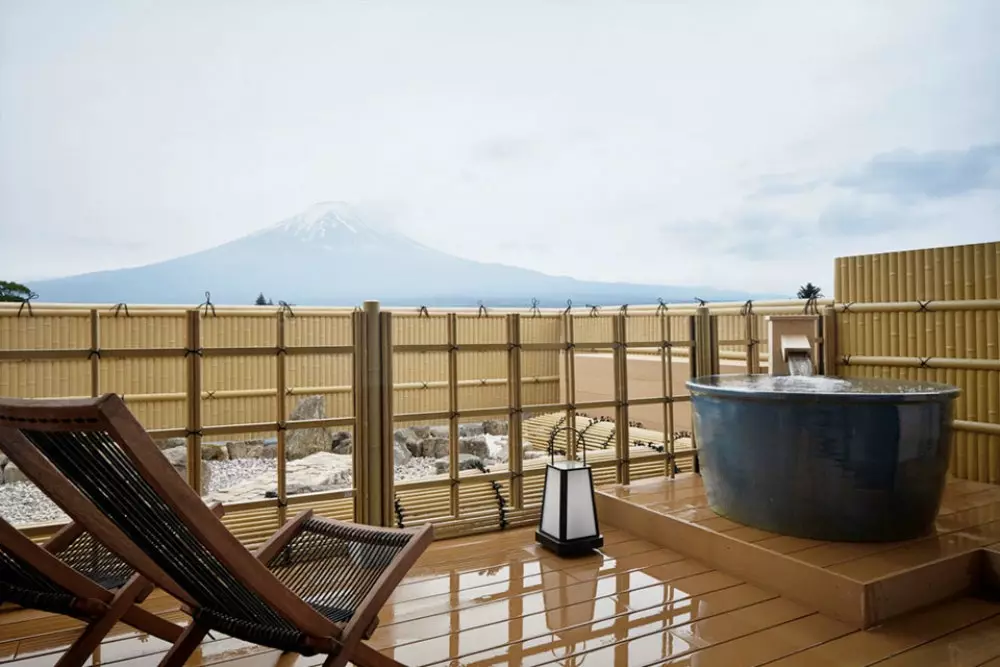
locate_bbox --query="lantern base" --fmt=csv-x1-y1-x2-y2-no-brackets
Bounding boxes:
535,529,604,557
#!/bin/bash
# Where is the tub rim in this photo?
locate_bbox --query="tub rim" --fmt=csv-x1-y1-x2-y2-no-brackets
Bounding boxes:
686,373,961,403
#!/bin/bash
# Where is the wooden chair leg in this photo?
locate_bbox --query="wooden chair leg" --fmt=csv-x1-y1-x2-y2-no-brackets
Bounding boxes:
54,575,152,667
120,604,184,642
158,621,212,667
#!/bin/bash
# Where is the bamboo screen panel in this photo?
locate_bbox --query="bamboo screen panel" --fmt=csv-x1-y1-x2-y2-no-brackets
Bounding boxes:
386,309,698,538
833,242,1000,483
0,304,361,529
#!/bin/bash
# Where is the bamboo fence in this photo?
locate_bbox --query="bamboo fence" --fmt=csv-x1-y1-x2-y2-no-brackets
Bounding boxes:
3,241,998,542
833,241,1000,483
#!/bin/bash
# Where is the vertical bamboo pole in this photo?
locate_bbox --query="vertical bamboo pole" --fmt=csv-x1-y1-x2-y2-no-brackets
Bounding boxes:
89,310,100,397
659,312,675,478
614,314,630,485
363,300,384,527
564,314,578,461
692,308,712,474
380,311,395,524
353,309,367,524
185,310,203,495
275,310,288,522
507,314,524,510
447,313,460,518
822,306,838,377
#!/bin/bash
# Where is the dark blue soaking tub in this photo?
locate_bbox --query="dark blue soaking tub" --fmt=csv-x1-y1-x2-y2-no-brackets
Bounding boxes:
686,374,961,542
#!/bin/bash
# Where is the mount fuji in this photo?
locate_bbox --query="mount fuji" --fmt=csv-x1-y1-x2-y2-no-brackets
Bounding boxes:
26,202,762,307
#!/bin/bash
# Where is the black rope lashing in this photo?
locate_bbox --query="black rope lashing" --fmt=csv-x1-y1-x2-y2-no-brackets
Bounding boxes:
16,291,38,317
477,301,488,318
275,345,287,356
803,296,819,314
563,299,573,315
841,355,852,366
110,302,130,317
739,300,754,316
197,291,216,316
918,357,932,369
917,300,932,313
472,459,491,474
417,306,429,318
87,349,101,360
656,298,668,315
276,422,288,432
842,301,856,313
620,304,629,316
491,481,508,530
204,390,217,400
529,298,541,317
393,496,405,528
184,347,203,358
277,301,295,317
185,429,203,438
694,297,707,307
586,304,600,317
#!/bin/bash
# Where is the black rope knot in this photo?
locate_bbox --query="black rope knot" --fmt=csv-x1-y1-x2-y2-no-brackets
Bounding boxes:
16,291,38,317
417,306,429,318
917,300,932,313
276,346,287,356
204,390,217,400
420,381,428,390
184,347,203,357
198,291,216,316
586,304,600,317
563,299,573,315
620,304,629,316
477,301,488,318
841,355,852,366
87,349,101,360
507,342,521,352
277,301,295,317
739,299,754,316
661,340,674,349
185,429,203,438
491,481,507,529
918,357,931,369
479,378,488,386
110,302,130,317
656,298,669,315
529,298,541,317
448,343,460,353
842,301,856,313
694,297,707,307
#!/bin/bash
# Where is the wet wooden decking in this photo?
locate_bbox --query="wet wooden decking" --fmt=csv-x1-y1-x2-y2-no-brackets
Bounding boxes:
596,473,1000,631
3,525,1000,666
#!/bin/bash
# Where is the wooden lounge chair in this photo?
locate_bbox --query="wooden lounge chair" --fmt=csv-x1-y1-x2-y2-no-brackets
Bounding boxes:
0,515,184,667
0,394,434,667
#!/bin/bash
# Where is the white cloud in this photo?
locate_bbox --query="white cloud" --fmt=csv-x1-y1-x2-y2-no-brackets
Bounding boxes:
1,0,998,297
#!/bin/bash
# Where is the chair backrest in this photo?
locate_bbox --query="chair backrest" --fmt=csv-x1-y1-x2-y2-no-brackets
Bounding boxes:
0,394,336,640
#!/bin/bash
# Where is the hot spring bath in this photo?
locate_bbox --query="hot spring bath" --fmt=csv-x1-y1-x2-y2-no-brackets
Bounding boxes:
687,374,960,542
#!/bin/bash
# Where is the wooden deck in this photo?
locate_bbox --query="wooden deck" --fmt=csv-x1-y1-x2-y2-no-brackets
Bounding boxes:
4,525,1000,666
596,473,1000,630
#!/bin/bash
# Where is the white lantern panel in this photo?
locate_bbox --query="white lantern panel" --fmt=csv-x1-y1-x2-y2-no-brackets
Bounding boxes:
540,465,562,537
565,467,597,540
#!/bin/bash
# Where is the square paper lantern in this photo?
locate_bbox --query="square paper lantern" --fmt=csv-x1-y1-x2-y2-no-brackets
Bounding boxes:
536,428,603,556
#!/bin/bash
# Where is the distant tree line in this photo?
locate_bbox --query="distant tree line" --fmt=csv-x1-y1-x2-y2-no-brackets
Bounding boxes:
255,292,274,306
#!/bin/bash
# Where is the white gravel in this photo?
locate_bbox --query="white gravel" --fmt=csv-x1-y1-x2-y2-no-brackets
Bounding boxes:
0,454,492,526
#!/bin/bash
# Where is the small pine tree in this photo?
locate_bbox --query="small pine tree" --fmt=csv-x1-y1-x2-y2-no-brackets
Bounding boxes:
797,283,823,299
0,280,33,302
255,292,267,306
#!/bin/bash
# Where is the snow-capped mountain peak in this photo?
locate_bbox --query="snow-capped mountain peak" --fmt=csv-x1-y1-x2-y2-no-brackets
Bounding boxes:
257,201,390,242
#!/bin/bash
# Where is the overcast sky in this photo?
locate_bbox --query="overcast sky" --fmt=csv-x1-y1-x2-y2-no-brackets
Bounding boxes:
2,0,998,295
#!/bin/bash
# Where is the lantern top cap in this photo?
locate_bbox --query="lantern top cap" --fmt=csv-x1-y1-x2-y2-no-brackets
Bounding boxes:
549,460,590,470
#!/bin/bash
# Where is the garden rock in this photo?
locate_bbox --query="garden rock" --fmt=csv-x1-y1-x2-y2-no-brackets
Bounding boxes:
434,453,483,475
394,441,412,466
482,420,508,436
458,435,489,459
331,431,353,455
161,446,212,494
285,395,331,460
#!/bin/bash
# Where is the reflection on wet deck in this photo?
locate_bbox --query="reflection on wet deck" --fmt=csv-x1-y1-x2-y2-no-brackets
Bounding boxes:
3,526,1000,666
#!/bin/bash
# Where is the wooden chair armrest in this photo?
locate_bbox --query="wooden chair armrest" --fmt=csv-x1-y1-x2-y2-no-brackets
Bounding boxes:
252,509,314,563
42,521,86,554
